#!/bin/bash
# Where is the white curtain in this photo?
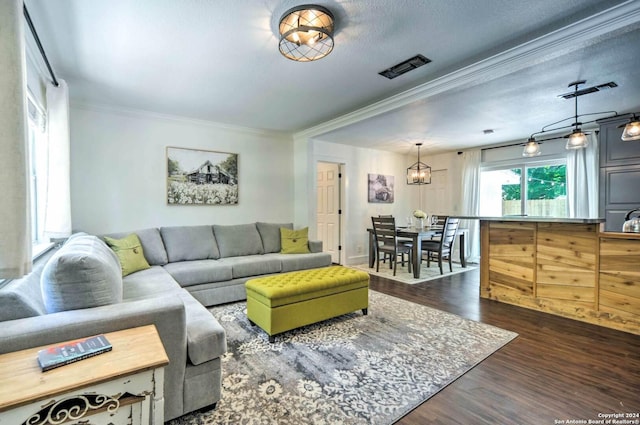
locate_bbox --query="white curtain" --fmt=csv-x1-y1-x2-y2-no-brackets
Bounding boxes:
44,79,72,239
566,132,599,218
460,149,481,263
0,0,31,278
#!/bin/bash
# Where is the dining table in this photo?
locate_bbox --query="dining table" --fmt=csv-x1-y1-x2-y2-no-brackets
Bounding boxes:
367,225,468,278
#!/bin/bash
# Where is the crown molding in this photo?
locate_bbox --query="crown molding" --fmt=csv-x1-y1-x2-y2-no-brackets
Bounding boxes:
70,101,291,140
294,0,640,140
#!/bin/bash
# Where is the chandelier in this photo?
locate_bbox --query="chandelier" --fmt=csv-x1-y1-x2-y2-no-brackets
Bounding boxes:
406,143,431,185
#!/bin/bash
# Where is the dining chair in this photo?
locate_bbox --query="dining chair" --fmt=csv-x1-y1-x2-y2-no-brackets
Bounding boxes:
376,215,411,265
378,215,393,264
421,217,460,274
430,215,447,226
429,215,448,241
371,216,412,276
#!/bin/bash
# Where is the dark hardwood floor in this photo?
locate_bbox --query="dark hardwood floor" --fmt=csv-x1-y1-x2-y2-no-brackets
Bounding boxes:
369,268,640,425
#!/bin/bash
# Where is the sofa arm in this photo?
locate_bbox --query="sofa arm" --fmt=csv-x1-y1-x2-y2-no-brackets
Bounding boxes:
0,296,186,354
308,240,323,253
0,296,188,421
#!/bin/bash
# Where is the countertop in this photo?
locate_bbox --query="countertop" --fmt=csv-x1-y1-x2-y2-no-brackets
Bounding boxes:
598,231,640,239
454,216,605,224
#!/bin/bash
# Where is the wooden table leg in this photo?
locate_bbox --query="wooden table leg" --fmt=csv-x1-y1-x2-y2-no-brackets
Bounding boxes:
459,231,467,267
412,234,422,278
368,230,375,268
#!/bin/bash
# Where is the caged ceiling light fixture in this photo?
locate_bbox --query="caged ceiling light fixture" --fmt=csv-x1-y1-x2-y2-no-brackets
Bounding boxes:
406,143,431,185
278,5,335,62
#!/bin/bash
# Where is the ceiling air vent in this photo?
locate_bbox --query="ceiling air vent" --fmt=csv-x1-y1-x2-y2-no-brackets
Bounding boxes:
557,80,618,99
378,54,431,80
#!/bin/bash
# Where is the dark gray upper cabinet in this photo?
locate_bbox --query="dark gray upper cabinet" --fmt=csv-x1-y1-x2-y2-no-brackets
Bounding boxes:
598,115,640,232
599,116,640,167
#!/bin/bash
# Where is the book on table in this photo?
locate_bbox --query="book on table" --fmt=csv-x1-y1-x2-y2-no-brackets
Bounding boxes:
37,334,112,372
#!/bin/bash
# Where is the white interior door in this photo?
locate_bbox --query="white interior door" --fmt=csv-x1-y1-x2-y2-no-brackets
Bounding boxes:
317,162,341,264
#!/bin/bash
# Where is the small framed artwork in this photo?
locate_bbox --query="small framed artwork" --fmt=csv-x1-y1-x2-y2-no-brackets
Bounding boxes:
368,173,394,203
166,146,238,205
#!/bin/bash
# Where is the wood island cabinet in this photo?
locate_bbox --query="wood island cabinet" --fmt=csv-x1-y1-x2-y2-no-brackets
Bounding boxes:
477,116,640,334
480,218,640,335
536,223,597,305
599,233,640,319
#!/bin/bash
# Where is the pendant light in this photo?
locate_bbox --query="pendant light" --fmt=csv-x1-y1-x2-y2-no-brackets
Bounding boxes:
406,143,431,185
522,138,541,157
565,129,588,149
564,82,589,149
619,114,640,141
524,81,623,155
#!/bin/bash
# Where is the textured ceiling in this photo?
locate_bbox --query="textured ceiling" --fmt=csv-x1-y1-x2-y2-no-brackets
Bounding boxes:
24,0,640,153
317,26,640,154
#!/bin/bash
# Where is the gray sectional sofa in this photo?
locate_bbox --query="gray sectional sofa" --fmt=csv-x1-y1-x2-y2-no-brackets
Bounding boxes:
0,222,331,421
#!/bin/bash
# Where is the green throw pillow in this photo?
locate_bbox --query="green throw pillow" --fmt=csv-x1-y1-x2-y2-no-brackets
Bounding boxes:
104,233,151,277
280,227,310,254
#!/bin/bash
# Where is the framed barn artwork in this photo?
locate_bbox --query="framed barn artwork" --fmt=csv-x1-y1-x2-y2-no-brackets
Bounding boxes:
368,173,394,203
166,147,238,205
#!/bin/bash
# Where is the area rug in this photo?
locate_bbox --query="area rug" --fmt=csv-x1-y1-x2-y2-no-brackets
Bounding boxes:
349,261,476,284
169,291,517,425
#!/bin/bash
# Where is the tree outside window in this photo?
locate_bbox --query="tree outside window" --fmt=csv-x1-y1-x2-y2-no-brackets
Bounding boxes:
481,162,567,217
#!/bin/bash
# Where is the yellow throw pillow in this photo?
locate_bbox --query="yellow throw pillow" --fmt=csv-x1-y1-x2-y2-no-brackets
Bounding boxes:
104,234,151,277
280,227,310,254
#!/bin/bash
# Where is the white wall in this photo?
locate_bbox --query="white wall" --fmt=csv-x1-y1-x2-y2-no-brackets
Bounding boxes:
70,104,294,234
419,151,464,215
70,101,467,257
292,139,466,265
481,137,567,163
305,140,413,265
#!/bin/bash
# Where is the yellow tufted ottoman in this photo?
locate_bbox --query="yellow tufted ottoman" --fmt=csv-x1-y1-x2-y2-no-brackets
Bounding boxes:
245,266,369,342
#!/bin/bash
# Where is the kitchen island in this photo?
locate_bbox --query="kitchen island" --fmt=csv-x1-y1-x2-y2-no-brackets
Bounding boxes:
477,216,640,335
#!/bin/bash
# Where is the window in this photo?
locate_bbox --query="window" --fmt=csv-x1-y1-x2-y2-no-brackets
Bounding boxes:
480,160,567,217
26,93,48,248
